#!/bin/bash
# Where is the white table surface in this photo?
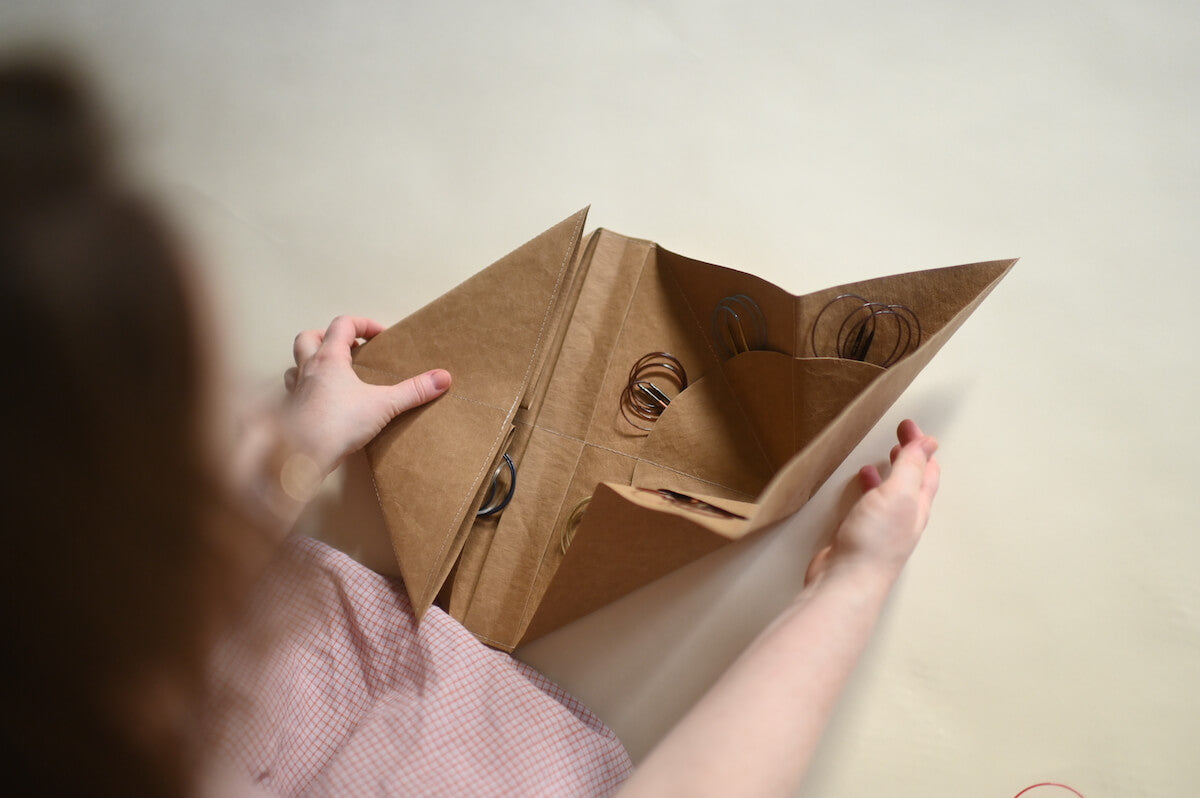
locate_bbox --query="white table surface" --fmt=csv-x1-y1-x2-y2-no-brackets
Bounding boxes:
6,2,1197,795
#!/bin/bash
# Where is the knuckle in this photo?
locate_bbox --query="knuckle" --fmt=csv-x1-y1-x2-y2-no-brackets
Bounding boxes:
409,377,431,406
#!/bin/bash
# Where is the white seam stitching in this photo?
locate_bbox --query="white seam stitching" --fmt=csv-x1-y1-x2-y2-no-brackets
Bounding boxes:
631,456,757,498
513,439,590,635
419,212,587,601
577,237,645,437
474,632,508,647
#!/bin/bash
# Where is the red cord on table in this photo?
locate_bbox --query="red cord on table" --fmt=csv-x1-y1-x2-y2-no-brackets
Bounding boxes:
1012,783,1085,798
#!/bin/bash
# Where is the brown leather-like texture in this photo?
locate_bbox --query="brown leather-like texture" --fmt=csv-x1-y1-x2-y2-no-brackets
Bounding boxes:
353,208,1014,651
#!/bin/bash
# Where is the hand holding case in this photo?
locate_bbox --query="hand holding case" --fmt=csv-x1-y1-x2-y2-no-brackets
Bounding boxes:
351,208,1014,651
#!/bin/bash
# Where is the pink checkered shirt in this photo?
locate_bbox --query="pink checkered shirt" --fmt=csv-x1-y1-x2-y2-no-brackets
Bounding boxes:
203,536,632,796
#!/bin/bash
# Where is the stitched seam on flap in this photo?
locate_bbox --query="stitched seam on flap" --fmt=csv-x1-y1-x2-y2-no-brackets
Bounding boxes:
506,235,646,644
420,211,587,602
630,455,757,499
474,632,509,648
513,438,589,636
575,237,644,445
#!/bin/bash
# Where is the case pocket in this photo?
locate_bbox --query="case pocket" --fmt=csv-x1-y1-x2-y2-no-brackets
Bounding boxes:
719,350,885,471
631,366,774,499
630,350,884,499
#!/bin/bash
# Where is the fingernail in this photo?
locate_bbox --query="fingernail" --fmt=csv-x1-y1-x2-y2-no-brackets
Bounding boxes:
921,436,939,456
430,369,452,391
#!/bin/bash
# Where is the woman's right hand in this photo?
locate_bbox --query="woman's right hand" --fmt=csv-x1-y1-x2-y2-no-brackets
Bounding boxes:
281,315,451,479
805,419,941,586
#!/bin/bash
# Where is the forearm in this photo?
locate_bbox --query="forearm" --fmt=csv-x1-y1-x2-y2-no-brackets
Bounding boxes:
226,410,326,539
618,561,899,798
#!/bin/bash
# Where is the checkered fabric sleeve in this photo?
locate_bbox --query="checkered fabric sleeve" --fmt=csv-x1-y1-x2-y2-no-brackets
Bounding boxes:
202,536,633,797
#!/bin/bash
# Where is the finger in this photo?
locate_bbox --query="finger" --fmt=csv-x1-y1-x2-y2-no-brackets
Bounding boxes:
920,456,941,508
920,435,939,458
889,435,936,463
896,418,924,447
358,318,386,340
322,316,386,352
885,439,932,495
284,367,298,392
858,463,883,491
293,329,324,366
383,369,452,417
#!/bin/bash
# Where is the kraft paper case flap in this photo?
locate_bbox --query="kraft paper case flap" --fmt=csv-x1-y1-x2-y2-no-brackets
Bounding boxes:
749,260,1014,529
351,208,588,618
354,208,1014,648
523,482,756,643
522,256,1013,644
657,249,1015,533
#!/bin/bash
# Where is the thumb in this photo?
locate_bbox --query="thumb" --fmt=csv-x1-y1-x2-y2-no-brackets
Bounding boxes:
387,369,452,416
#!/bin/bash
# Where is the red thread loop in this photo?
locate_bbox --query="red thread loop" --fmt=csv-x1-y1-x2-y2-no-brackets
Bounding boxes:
1012,783,1085,798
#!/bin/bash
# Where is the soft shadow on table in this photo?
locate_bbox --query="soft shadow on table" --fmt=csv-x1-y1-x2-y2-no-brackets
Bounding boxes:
307,450,402,580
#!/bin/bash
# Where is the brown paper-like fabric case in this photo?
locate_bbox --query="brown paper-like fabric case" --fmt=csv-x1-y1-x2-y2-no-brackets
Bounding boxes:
352,208,1014,651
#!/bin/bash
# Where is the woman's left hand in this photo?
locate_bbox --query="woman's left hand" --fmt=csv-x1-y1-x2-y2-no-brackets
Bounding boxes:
282,315,451,477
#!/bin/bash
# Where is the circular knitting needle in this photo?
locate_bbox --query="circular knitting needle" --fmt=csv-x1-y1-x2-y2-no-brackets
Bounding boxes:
476,453,517,517
810,294,921,367
620,352,689,432
711,294,767,359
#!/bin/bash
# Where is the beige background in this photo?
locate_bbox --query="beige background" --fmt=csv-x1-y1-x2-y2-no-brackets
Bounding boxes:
5,2,1197,795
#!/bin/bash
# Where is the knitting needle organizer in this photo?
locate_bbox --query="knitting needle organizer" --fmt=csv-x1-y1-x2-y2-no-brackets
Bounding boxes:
352,208,1014,651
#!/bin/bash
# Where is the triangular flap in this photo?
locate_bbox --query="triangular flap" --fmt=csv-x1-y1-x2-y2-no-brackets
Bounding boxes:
356,387,508,617
351,209,589,616
752,258,1017,531
798,259,1017,359
519,483,748,647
